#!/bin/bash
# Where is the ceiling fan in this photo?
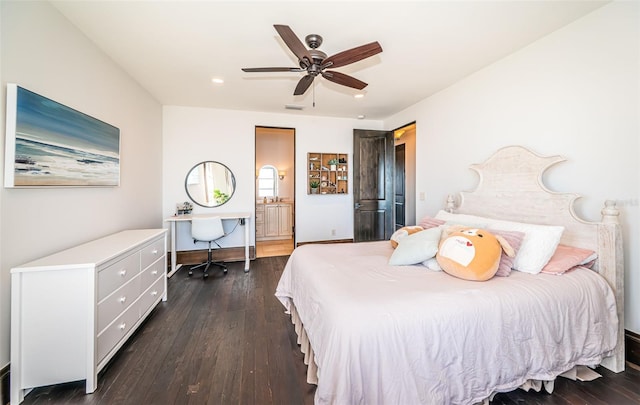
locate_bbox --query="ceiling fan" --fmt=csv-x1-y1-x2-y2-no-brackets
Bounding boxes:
242,25,383,96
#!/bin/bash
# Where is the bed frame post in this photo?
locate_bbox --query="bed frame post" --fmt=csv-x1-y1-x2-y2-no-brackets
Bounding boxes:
445,194,456,213
598,200,625,373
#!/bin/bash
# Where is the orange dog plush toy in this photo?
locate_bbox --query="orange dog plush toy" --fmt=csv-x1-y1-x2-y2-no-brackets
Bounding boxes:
390,225,424,248
436,227,514,281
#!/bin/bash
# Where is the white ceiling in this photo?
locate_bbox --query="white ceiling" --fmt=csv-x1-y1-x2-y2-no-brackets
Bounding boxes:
51,1,609,120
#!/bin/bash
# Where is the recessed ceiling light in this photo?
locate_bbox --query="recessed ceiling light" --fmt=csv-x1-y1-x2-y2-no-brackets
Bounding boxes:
211,78,224,84
354,94,364,99
357,115,365,119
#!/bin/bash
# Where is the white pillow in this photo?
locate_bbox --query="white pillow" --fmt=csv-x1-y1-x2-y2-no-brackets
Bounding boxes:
422,257,443,271
388,227,442,266
434,210,564,274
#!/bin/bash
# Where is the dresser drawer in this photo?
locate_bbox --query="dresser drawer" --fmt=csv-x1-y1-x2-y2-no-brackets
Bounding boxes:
255,210,264,223
141,237,165,270
138,276,165,318
97,300,140,363
97,274,141,334
98,252,140,301
140,258,164,289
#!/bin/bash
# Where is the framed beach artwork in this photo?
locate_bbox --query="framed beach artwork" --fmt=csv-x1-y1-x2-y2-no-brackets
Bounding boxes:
4,84,120,187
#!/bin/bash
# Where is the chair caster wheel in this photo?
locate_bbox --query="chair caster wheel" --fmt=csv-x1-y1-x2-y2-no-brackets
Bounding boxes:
203,273,209,278
188,271,193,276
223,268,228,274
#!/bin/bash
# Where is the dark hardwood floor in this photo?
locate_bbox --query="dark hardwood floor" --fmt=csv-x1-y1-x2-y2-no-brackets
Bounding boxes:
20,256,640,405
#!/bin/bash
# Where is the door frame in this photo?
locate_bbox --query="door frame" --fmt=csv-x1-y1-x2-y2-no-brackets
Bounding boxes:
392,121,416,228
395,142,406,230
254,126,296,255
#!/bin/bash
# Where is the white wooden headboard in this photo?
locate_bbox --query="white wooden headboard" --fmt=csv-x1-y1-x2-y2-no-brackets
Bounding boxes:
448,145,624,372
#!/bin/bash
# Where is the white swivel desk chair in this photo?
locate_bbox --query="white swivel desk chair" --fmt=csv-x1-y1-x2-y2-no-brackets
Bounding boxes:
190,216,228,278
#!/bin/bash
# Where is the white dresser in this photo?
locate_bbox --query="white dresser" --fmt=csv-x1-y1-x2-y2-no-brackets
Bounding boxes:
10,229,167,405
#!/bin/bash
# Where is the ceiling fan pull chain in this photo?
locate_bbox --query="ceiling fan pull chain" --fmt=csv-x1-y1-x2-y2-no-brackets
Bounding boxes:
313,80,316,108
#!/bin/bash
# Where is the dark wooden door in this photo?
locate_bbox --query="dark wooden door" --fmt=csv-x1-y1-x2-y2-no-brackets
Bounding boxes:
395,143,406,230
353,129,394,242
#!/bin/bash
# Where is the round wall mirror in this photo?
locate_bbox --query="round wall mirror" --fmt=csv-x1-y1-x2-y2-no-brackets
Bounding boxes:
185,161,236,207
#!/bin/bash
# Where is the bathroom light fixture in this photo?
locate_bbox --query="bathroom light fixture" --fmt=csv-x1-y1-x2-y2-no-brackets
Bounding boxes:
278,170,286,180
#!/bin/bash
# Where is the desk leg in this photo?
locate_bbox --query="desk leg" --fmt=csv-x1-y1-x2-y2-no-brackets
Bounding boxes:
243,218,250,272
167,221,182,278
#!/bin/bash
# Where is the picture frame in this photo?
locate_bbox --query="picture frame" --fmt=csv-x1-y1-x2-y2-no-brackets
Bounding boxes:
4,84,120,187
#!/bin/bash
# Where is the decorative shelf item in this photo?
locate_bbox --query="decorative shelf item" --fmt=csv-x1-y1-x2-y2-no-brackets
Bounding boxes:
307,152,348,195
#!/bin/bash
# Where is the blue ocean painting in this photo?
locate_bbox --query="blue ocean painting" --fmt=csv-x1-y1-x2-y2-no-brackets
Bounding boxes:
13,86,120,186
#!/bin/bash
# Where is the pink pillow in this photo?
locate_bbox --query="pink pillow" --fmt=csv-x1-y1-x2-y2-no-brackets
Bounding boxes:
541,244,597,275
490,229,525,277
418,216,446,229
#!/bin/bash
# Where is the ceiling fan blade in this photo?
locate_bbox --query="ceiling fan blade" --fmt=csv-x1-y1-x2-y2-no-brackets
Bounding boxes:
274,24,314,68
321,71,367,90
294,74,315,95
242,67,304,72
322,42,383,69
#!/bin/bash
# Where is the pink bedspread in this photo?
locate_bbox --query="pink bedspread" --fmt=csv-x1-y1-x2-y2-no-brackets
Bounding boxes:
275,241,618,405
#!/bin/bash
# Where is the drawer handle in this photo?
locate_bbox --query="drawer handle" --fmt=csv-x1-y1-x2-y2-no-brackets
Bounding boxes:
151,270,158,275
119,296,127,304
151,290,158,296
119,323,126,330
119,270,127,277
151,249,158,255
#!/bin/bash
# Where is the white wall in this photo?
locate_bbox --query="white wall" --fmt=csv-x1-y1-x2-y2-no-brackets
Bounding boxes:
0,1,163,368
385,1,640,333
163,106,383,248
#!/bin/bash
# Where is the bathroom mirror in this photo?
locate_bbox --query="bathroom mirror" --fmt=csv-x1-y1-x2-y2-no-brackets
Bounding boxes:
185,161,236,207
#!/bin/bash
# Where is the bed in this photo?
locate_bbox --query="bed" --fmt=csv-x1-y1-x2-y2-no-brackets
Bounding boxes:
275,146,624,405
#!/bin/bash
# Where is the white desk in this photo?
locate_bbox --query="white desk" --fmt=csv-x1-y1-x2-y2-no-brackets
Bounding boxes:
165,212,251,277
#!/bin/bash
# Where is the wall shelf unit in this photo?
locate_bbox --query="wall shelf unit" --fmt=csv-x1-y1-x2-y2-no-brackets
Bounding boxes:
308,152,348,195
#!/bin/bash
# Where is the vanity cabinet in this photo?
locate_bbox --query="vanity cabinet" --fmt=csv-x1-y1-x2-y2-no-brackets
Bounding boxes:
255,204,265,238
278,204,293,236
10,229,167,405
256,203,292,241
308,152,348,194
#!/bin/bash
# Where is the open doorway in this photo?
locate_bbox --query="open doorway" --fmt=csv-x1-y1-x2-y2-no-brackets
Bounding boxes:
394,122,416,228
255,126,295,257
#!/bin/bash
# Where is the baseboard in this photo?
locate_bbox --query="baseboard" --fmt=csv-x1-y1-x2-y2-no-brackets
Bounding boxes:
296,239,353,247
627,329,640,368
1,363,9,405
